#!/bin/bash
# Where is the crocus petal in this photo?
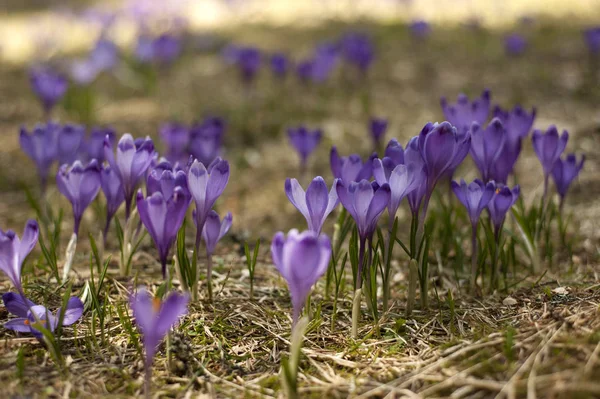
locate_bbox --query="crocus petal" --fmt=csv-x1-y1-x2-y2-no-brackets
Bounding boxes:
60,297,84,326
305,177,329,233
18,220,39,265
2,292,35,318
4,318,31,333
155,292,189,339
285,178,309,221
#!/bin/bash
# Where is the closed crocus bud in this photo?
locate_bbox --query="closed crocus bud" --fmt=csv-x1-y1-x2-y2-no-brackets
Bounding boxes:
488,185,520,235
56,160,102,235
57,124,86,165
104,134,155,219
3,293,83,339
532,126,569,178
87,127,116,163
384,138,404,165
340,32,374,74
19,123,59,191
373,160,421,228
160,122,189,165
469,118,506,182
492,105,536,144
369,118,388,148
189,117,225,167
287,126,322,169
29,65,68,114
451,179,496,227
202,211,233,256
285,177,339,234
404,136,427,215
0,220,39,295
489,138,522,184
100,166,125,239
136,179,191,277
271,230,331,325
330,146,376,185
440,89,491,135
552,154,585,203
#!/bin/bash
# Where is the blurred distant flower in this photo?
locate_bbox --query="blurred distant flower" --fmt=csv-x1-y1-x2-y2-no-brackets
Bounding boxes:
189,117,225,167
440,89,490,135
369,118,388,149
29,66,68,115
100,166,125,241
552,154,585,206
409,20,431,39
311,42,339,82
340,32,374,74
287,126,322,171
70,59,99,85
492,105,536,144
224,45,262,84
330,147,376,185
296,59,313,84
532,126,569,180
19,123,59,191
160,122,189,165
135,35,155,63
90,38,119,71
152,34,182,65
270,53,290,78
285,177,338,234
3,293,83,339
0,220,39,295
271,229,330,325
504,34,527,56
57,124,86,165
584,27,600,54
87,126,116,163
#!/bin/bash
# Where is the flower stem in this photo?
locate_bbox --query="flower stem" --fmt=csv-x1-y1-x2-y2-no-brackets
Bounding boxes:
470,224,478,292
351,288,362,339
206,254,213,303
406,259,418,316
144,359,151,399
356,237,366,291
62,233,77,283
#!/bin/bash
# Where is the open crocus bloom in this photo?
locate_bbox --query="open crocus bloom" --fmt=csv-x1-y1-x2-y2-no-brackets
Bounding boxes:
3,293,83,338
285,177,338,234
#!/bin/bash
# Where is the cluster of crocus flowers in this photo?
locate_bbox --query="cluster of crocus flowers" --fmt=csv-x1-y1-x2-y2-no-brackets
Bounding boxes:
56,160,102,282
130,288,189,398
271,230,331,326
287,126,322,174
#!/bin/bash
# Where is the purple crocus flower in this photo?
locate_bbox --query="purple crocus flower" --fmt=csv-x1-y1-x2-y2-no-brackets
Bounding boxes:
492,105,536,143
287,126,322,171
3,293,83,339
488,184,520,237
384,138,405,165
532,126,569,200
330,146,376,185
19,123,59,191
270,53,290,78
87,126,116,163
225,46,262,84
160,122,190,165
296,59,314,84
90,38,119,71
552,154,585,207
202,211,232,256
56,160,102,235
29,65,68,115
440,89,491,134
0,220,39,295
100,166,125,241
310,42,339,83
584,27,600,54
373,160,421,229
271,229,331,325
189,117,225,167
57,124,86,165
137,170,191,278
130,288,189,397
187,158,230,247
505,34,527,56
104,134,155,219
404,136,427,216
70,59,99,85
335,179,390,288
369,118,388,149
152,33,182,65
340,32,374,74
452,179,495,288
469,118,506,182
285,177,339,234
135,35,155,63
409,20,431,39
489,138,522,185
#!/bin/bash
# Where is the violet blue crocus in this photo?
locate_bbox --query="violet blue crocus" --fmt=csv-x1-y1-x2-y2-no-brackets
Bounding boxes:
57,124,86,165
532,126,569,199
189,117,225,167
225,46,262,84
287,126,322,171
90,38,119,71
505,34,527,56
584,27,600,54
552,154,585,208
451,179,495,288
285,177,339,234
201,210,232,301
271,53,290,78
160,122,190,165
56,160,102,235
330,146,376,185
137,170,191,278
369,118,388,149
492,105,536,143
373,160,421,229
469,118,506,182
19,123,59,191
29,65,68,115
3,293,83,339
310,42,339,83
409,20,431,39
152,33,182,65
440,89,491,134
488,184,520,238
100,166,125,241
335,179,390,288
104,134,155,219
0,220,39,295
340,32,374,74
87,126,116,163
130,288,189,397
404,136,427,216
271,230,331,325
